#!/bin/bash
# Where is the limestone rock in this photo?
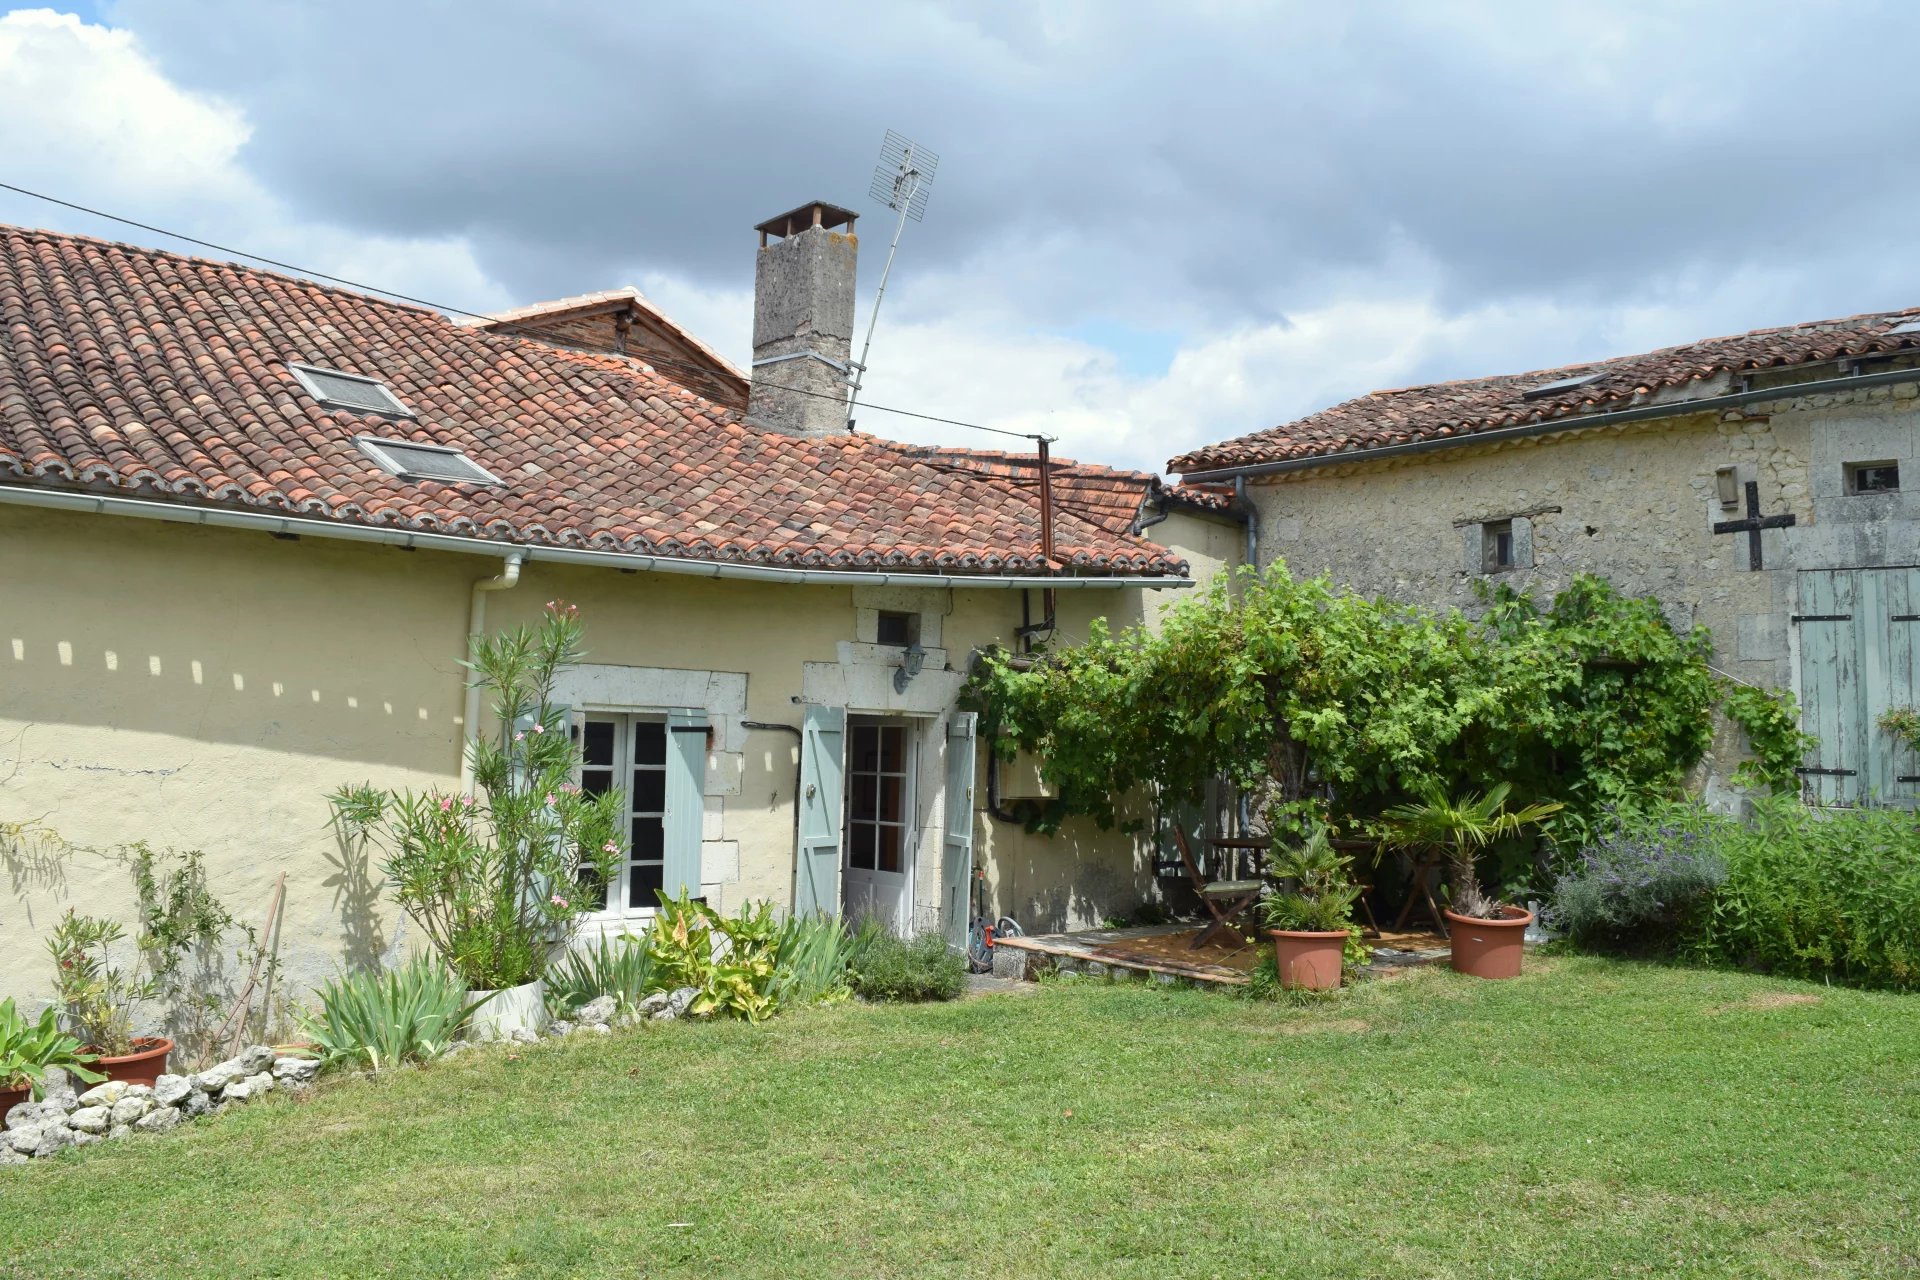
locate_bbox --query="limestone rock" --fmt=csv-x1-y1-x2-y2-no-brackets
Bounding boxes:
657,986,698,1019
7,1125,43,1154
637,991,671,1015
40,1086,78,1115
122,1084,154,1101
581,1022,611,1035
70,1129,100,1148
134,1107,181,1134
236,1045,276,1074
547,1020,575,1038
108,1095,153,1127
106,1123,133,1142
193,1060,244,1093
76,1080,128,1108
152,1074,192,1107
31,1124,75,1158
223,1072,274,1103
271,1057,319,1084
6,1100,52,1131
39,1066,74,1097
574,995,617,1027
181,1089,212,1119
0,1147,26,1164
508,1027,538,1044
66,1106,110,1135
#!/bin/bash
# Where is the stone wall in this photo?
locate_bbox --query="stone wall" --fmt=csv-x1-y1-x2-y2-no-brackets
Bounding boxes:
1242,379,1920,800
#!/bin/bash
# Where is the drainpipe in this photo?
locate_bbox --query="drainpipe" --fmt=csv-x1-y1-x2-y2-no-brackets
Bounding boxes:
1014,439,1059,651
460,552,524,789
1233,475,1259,572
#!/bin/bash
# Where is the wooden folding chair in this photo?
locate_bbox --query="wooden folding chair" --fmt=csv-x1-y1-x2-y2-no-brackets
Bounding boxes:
1169,827,1264,950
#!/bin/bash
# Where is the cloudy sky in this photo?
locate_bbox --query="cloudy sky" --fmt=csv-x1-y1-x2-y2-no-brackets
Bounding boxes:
3,2,1917,474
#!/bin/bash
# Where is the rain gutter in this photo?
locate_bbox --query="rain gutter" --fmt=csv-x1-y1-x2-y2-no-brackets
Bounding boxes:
0,485,1193,591
1178,365,1920,483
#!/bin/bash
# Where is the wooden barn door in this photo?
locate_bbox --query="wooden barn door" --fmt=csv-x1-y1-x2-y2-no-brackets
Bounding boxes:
1795,567,1920,806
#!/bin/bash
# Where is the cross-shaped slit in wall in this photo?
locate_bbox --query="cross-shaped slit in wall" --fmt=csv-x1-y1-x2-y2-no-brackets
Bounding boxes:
1712,480,1796,570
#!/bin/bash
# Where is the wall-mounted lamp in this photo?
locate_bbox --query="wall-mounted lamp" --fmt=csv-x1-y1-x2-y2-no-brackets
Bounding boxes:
893,641,926,693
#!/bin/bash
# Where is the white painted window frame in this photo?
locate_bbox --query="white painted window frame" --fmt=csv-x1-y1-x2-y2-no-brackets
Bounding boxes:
578,711,671,921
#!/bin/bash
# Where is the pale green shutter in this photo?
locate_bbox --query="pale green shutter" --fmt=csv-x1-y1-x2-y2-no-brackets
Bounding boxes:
943,713,978,950
794,705,846,918
664,709,706,900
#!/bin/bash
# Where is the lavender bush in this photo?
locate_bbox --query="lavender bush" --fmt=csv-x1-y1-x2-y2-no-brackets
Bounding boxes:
1547,807,1728,951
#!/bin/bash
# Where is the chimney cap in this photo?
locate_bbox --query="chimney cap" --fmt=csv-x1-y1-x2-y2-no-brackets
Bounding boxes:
755,201,860,240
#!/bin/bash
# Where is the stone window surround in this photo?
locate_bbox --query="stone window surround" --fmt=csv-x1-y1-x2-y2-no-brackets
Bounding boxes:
1455,509,1541,575
549,663,746,918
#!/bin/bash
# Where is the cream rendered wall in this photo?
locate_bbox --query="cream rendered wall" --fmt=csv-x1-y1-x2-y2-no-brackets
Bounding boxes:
2,500,1230,1005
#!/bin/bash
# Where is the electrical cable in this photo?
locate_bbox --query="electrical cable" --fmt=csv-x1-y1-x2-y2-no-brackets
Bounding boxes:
0,179,1057,444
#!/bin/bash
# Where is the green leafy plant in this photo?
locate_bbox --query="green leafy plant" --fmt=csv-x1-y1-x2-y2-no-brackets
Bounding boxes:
848,931,966,1003
546,932,657,1019
127,842,260,1065
330,601,622,990
0,997,104,1098
1685,796,1920,989
1376,781,1563,918
769,913,859,1007
295,956,488,1071
1259,827,1362,933
1726,683,1819,793
1877,705,1920,755
645,892,785,1023
47,910,160,1055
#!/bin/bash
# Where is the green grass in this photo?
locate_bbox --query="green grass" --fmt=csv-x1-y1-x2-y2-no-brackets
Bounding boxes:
4,955,1918,1278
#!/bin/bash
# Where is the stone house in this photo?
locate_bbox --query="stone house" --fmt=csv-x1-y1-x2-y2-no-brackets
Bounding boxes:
0,201,1240,1003
1171,308,1920,806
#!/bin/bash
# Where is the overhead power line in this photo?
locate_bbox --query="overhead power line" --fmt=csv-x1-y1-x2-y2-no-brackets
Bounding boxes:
0,180,1057,445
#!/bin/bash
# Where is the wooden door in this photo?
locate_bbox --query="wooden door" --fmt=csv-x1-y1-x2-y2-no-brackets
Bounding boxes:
1795,567,1920,806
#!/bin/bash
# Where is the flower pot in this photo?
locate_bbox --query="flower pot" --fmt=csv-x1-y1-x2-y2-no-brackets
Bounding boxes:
1444,906,1533,980
465,978,545,1041
1269,929,1347,990
93,1037,173,1088
0,1079,27,1116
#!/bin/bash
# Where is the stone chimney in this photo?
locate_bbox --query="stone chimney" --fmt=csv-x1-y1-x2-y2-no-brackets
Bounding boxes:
748,201,859,437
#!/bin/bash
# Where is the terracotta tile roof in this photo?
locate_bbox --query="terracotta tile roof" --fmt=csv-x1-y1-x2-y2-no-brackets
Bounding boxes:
461,286,749,411
0,226,1184,577
1170,304,1920,474
902,446,1159,535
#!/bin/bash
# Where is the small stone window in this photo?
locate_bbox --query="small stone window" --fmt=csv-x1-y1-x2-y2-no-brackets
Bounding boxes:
875,611,919,647
1463,515,1534,575
1846,461,1900,495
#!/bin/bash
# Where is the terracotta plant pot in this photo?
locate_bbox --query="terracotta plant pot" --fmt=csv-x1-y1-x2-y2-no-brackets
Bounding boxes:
1444,906,1533,980
1269,929,1347,990
0,1079,28,1116
92,1037,174,1089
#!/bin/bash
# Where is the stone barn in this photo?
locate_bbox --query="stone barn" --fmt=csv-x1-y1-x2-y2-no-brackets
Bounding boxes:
1172,307,1920,806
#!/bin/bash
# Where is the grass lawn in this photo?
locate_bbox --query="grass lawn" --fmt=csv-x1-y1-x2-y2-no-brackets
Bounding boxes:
4,954,1918,1279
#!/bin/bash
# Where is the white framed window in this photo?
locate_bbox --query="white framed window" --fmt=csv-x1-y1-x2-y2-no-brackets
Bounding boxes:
288,362,413,417
578,714,669,914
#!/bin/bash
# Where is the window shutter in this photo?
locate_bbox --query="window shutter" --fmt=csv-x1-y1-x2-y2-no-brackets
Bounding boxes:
1512,517,1535,569
942,713,978,951
794,705,846,918
664,709,706,901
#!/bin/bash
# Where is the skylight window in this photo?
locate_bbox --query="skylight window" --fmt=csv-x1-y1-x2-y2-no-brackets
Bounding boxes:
1521,373,1603,401
289,363,412,417
1887,319,1920,336
356,437,501,486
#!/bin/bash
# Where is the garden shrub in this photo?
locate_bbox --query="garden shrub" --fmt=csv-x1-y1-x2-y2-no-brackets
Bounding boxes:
296,956,484,1071
848,931,966,1003
1547,805,1727,952
1686,797,1920,990
546,933,657,1018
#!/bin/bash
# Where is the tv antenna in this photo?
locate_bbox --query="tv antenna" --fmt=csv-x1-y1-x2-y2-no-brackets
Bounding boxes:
846,130,937,431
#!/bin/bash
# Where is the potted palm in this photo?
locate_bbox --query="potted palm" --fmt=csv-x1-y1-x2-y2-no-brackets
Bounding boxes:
332,601,622,1040
46,911,175,1086
1258,828,1362,990
1378,781,1563,980
0,997,103,1113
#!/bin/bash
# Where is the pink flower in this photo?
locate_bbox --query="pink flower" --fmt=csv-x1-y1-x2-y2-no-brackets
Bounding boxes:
438,796,452,812
602,841,619,854
514,731,525,743
544,793,557,807
560,782,579,794
530,722,544,735
550,894,569,908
